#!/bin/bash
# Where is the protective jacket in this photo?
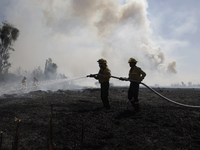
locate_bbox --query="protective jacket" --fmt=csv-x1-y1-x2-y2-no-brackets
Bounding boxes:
128,66,146,81
95,66,111,84
34,78,38,82
22,79,26,84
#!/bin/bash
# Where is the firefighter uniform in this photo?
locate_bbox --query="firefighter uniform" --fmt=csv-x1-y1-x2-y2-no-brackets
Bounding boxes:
22,76,27,87
127,58,146,112
94,59,111,110
33,77,38,86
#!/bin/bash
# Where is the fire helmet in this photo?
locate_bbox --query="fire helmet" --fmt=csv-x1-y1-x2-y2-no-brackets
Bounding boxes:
97,58,107,64
128,58,137,63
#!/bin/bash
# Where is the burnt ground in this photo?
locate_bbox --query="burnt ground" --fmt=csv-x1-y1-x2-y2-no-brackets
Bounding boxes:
0,87,200,150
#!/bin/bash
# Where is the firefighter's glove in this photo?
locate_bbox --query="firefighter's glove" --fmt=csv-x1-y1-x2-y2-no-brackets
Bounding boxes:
139,78,143,83
98,73,102,77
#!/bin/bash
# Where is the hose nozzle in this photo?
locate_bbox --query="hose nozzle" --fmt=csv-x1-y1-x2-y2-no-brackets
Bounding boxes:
87,74,97,77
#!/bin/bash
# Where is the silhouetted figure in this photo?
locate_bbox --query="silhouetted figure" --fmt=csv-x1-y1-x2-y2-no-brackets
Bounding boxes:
120,58,146,113
22,76,27,89
33,77,38,86
88,58,111,110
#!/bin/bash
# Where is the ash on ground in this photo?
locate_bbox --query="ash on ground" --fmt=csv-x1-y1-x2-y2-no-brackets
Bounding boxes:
0,87,200,150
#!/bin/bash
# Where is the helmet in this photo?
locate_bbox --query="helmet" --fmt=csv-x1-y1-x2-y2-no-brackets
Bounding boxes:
97,58,107,64
128,58,137,63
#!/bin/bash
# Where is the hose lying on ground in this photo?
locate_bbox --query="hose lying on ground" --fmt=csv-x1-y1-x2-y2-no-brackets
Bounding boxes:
111,75,200,108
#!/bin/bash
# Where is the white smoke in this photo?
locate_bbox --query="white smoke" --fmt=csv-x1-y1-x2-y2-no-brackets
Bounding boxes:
166,61,177,74
2,0,177,86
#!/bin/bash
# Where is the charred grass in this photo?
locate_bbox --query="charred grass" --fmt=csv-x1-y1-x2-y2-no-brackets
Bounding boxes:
0,87,200,149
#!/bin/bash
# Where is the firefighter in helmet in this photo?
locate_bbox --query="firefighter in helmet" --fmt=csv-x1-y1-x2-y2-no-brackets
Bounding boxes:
88,58,111,110
22,76,27,88
33,77,38,86
120,58,146,112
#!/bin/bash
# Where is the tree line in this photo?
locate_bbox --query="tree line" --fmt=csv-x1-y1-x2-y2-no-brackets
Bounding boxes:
0,21,65,84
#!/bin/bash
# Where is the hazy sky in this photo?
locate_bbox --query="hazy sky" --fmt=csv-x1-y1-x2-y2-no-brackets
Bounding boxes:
0,0,200,86
146,0,200,86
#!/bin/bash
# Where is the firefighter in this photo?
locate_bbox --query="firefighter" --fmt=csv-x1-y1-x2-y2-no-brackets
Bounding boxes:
22,76,27,88
88,58,111,110
33,77,38,86
120,58,146,112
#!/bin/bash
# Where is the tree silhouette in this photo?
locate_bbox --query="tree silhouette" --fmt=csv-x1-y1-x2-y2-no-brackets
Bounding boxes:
32,66,43,79
44,58,58,79
0,21,19,77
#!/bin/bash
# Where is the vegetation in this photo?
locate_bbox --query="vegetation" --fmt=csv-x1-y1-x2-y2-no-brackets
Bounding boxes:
32,66,43,79
0,21,19,79
11,58,60,83
44,58,58,79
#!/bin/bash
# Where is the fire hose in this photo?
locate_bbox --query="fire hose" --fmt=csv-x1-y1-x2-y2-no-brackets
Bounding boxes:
110,75,200,108
87,74,200,108
2,74,200,108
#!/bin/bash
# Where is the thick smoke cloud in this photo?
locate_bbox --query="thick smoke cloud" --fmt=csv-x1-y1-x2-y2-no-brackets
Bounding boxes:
2,0,177,86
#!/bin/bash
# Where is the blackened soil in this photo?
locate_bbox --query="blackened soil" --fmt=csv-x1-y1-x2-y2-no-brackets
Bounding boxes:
0,87,200,150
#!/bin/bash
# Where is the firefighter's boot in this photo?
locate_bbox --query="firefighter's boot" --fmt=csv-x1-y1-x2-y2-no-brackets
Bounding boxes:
133,102,140,112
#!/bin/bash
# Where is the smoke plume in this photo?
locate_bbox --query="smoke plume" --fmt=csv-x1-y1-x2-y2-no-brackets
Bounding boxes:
166,61,177,74
2,0,177,86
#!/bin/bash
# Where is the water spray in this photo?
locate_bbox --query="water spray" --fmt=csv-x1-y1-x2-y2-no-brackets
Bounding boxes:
2,73,199,108
111,75,200,108
0,76,88,96
68,76,88,81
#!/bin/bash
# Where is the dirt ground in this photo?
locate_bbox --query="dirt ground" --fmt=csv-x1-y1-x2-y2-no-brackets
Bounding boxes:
0,87,200,150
